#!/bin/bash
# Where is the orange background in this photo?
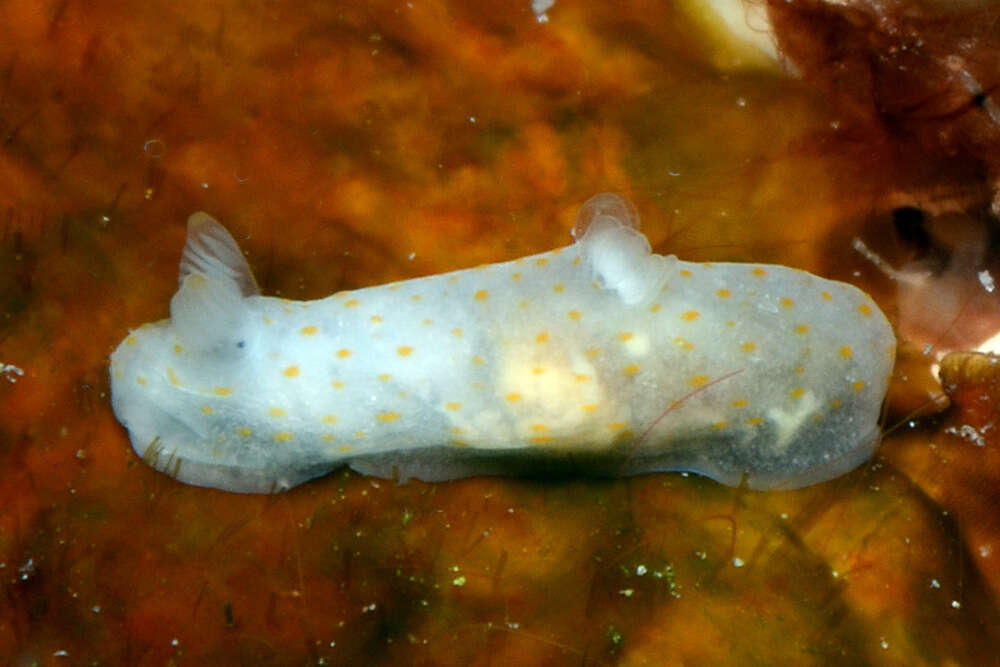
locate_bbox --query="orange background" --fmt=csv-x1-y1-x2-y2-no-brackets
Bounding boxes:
1,1,999,664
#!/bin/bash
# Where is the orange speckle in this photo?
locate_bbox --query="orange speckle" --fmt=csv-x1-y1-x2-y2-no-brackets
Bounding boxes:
852,380,866,391
474,289,489,300
213,387,233,396
269,407,286,417
716,289,731,298
506,393,521,402
126,336,137,346
568,309,582,321
680,269,693,278
332,380,345,389
531,367,546,375
472,355,485,365
167,368,180,386
586,348,600,359
574,373,591,382
283,365,300,378
623,364,640,375
732,399,748,408
201,405,213,415
511,272,522,281
617,332,634,342
839,345,853,359
173,344,183,354
821,291,832,301
740,342,756,353
536,332,549,343
422,318,433,326
608,422,627,431
452,328,463,336
713,421,728,429
263,316,272,325
531,424,549,432
411,294,422,302
378,373,392,381
530,436,554,444
370,315,383,323
301,325,318,336
674,337,694,351
572,256,581,265
273,432,293,442
322,434,334,441
831,399,842,408
322,415,338,424
237,427,252,437
650,303,662,312
397,345,414,357
795,366,805,375
377,412,400,422
445,402,461,411
344,299,359,308
339,445,353,452
752,268,767,277
858,303,872,316
337,348,352,359
681,310,700,322
780,297,795,309
794,324,809,334
536,258,548,266
581,404,599,412
790,387,806,399
553,283,565,293
689,375,708,387
450,440,469,447
747,417,764,426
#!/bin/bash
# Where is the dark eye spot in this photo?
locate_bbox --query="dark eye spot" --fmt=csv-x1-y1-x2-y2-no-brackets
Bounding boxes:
892,206,930,252
237,340,246,349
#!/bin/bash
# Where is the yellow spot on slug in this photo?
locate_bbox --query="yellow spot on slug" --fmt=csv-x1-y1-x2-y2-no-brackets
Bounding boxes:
740,342,756,353
574,374,591,382
512,272,522,281
472,355,485,365
747,417,764,426
674,337,694,351
332,381,345,389
821,291,832,301
568,309,582,321
650,303,661,312
344,299,359,308
608,422,627,431
370,315,382,324
378,373,392,381
852,380,866,391
452,328,463,337
173,344,183,354
780,297,795,308
167,368,180,386
531,424,549,432
283,365,300,378
840,345,853,359
831,398,842,408
377,412,400,422
790,388,806,399
269,408,286,417
623,364,640,375
263,316,272,325
618,332,634,342
422,318,433,326
322,434,334,441
680,269,692,278
536,258,548,266
531,367,545,375
201,405,213,414
237,428,252,437
581,404,599,412
716,289,731,298
572,256,581,265
681,310,700,322
474,289,489,300
273,432,293,442
397,345,414,356
858,304,872,316
126,336,137,346
411,294,422,302
322,415,338,424
732,399,748,408
506,393,521,402
553,283,564,293
445,402,461,411
301,325,318,336
354,431,366,439
213,387,233,396
586,348,600,359
795,366,805,375
713,421,728,429
339,445,352,452
689,375,709,387
795,324,809,334
752,268,767,277
536,332,549,343
337,348,352,358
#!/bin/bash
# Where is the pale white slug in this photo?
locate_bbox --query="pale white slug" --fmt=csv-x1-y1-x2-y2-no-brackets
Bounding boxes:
109,194,896,493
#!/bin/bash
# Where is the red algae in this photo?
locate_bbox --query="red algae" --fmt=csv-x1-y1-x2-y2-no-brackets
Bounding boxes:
1,0,999,664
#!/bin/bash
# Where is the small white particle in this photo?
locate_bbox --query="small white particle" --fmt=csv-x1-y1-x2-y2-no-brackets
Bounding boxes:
951,600,961,609
468,116,477,124
1,364,24,383
170,638,179,647
619,588,634,597
979,544,993,558
732,557,745,568
831,570,839,579
53,650,69,658
736,97,747,108
452,576,467,587
91,605,101,613
930,579,940,589
979,270,995,293
408,252,416,261
635,564,647,576
880,638,889,650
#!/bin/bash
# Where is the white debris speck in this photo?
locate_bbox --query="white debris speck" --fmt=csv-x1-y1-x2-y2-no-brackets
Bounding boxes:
1,364,24,383
930,579,940,589
635,564,647,576
732,557,745,568
979,544,993,558
880,638,889,650
170,638,179,647
53,650,69,658
531,0,554,22
452,576,467,587
951,600,962,609
944,424,987,447
978,270,995,293
619,588,634,597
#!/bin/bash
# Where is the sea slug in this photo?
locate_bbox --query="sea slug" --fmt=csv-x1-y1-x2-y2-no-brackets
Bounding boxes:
109,194,896,493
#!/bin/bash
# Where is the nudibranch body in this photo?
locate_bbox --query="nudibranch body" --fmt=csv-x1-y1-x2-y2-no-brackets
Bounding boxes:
109,194,896,493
